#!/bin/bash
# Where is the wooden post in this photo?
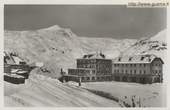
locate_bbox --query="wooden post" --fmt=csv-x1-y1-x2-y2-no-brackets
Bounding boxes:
79,77,81,86
139,97,141,107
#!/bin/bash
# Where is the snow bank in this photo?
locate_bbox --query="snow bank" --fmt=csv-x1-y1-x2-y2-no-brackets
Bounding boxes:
4,73,120,107
82,81,166,107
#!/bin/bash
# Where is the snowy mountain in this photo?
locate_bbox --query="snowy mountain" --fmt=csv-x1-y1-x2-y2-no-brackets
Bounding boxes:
122,29,167,61
4,25,137,78
4,25,166,78
4,25,167,107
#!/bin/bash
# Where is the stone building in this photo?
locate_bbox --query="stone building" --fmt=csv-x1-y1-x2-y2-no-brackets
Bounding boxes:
66,52,112,82
112,54,164,84
64,53,164,84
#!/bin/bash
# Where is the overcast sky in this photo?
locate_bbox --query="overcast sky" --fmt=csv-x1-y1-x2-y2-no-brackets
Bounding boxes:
4,5,166,39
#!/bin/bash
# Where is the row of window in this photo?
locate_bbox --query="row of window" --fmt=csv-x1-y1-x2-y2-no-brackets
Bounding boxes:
69,69,90,74
78,63,160,68
78,64,95,68
153,70,162,74
114,69,162,74
78,61,112,66
96,72,110,75
114,69,146,74
78,64,111,69
78,60,110,64
152,63,161,66
81,76,112,81
114,64,146,67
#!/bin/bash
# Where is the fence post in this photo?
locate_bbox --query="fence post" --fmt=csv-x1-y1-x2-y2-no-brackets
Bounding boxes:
63,76,66,83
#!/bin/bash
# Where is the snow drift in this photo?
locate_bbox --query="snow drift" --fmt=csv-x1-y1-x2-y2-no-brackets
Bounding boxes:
4,70,119,107
82,81,166,107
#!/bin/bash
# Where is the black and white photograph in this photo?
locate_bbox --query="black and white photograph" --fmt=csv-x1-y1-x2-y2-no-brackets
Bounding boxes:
3,5,167,107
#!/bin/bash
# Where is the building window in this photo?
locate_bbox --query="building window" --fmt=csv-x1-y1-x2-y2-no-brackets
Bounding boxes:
126,70,128,73
144,70,146,74
140,70,142,74
144,64,146,67
130,70,132,73
159,70,161,73
130,64,132,67
122,64,124,67
155,70,157,74
87,65,90,68
122,70,124,73
134,70,136,74
139,64,142,67
134,64,136,67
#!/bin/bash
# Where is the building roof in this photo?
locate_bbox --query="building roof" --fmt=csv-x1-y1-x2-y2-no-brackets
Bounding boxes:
82,52,105,59
4,51,25,65
112,54,163,64
4,73,24,78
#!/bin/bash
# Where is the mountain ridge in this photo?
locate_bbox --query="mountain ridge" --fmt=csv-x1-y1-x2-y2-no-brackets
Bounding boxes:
4,25,166,78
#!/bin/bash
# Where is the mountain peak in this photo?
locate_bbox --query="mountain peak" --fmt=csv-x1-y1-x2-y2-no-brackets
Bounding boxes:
40,25,62,31
150,29,166,43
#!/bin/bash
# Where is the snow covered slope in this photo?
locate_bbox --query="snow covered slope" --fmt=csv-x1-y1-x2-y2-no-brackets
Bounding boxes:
4,25,136,78
4,25,166,78
122,30,167,61
4,25,167,107
78,37,136,59
4,70,120,107
82,82,166,107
